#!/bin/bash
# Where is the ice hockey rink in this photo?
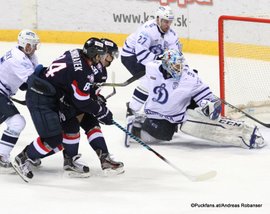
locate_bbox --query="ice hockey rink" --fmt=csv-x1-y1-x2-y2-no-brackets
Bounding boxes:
0,42,270,214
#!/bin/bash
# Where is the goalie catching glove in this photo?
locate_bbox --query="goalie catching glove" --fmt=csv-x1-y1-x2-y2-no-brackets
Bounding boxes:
200,98,222,120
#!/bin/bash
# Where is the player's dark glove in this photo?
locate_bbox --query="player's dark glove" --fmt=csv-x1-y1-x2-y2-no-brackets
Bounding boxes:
95,104,113,125
96,94,107,105
19,83,28,91
34,64,47,76
193,69,198,74
155,54,164,60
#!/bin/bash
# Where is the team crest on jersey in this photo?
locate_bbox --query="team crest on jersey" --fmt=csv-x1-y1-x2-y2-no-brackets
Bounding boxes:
172,81,179,89
87,74,94,83
152,83,168,104
149,44,163,55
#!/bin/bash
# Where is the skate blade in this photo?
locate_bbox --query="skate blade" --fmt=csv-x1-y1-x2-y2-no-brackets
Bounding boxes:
102,167,125,176
64,170,91,178
11,162,31,183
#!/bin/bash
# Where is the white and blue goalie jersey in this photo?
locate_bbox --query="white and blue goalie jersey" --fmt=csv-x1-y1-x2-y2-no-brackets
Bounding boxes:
142,61,215,124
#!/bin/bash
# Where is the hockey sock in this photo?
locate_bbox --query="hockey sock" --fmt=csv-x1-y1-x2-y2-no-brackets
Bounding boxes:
43,144,63,157
62,133,80,157
0,129,19,156
27,137,52,159
86,128,108,153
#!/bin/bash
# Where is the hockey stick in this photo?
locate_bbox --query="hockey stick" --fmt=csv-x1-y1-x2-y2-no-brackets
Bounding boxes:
12,90,117,106
217,97,270,128
98,70,145,87
11,71,118,106
104,71,116,99
112,120,217,182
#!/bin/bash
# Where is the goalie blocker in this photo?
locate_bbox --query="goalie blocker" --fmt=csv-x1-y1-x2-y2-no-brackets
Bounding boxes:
126,108,266,149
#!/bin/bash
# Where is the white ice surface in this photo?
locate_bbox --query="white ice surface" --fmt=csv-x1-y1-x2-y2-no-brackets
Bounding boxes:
0,42,269,214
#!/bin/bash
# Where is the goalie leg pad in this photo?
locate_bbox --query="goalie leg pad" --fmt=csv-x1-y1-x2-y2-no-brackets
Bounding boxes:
180,109,266,149
140,130,162,144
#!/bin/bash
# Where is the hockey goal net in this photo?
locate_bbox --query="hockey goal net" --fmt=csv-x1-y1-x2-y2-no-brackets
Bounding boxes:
219,15,270,119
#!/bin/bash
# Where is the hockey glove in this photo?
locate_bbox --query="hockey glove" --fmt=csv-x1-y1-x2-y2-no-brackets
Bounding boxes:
95,104,113,125
96,94,107,105
19,82,28,91
155,54,164,60
34,64,47,76
193,69,198,74
200,99,222,120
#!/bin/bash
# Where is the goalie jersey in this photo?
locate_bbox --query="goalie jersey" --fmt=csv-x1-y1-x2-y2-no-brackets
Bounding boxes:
121,19,182,65
142,60,215,123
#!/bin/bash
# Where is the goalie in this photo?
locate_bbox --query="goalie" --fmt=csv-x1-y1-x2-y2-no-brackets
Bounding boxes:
125,49,266,149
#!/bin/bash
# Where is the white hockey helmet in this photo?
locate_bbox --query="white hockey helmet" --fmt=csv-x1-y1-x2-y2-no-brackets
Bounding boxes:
162,49,184,80
156,5,174,21
18,29,40,50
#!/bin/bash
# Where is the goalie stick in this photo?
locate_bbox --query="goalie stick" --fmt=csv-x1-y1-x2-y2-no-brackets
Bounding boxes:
112,120,217,182
217,96,270,128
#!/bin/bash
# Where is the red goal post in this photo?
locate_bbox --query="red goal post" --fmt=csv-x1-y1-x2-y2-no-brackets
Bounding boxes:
218,15,270,118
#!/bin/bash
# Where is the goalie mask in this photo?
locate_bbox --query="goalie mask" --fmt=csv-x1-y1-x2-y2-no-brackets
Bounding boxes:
18,29,40,55
162,49,184,81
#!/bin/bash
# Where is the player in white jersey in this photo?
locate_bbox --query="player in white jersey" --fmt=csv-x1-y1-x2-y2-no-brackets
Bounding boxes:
0,29,40,170
121,5,192,115
125,49,265,149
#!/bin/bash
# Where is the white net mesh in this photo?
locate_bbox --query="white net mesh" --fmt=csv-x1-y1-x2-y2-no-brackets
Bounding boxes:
220,16,270,119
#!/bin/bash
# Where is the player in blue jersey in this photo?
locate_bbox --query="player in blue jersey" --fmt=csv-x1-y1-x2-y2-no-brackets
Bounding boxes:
58,38,124,177
12,38,116,181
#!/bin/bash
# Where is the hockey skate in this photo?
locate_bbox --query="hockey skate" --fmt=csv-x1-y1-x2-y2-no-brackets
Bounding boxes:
131,114,146,138
125,111,146,147
0,154,14,174
12,150,33,182
96,149,124,176
63,152,90,178
30,158,42,167
126,102,135,118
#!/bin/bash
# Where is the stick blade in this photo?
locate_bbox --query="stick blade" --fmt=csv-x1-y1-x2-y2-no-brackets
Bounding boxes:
189,170,217,182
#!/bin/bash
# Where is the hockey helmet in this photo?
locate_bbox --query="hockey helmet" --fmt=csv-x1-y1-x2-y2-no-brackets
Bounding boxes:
155,5,174,21
100,38,119,58
161,49,184,80
83,37,107,59
18,29,40,50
